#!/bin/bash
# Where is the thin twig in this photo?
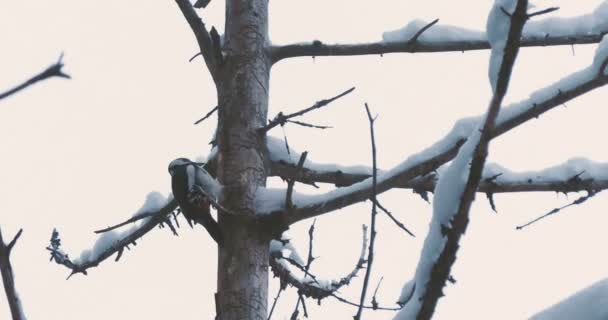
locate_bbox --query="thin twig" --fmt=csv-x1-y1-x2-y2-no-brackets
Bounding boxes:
0,54,70,101
527,7,559,19
408,19,440,43
354,103,379,320
194,105,219,124
267,286,283,320
516,190,601,230
286,152,308,211
286,119,332,129
261,87,355,133
374,199,415,237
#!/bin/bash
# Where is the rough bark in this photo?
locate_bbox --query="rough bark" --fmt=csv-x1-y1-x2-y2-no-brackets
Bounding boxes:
215,0,271,319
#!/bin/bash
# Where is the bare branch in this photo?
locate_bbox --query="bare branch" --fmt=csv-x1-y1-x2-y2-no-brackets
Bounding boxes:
527,7,560,19
175,0,221,82
354,103,379,320
261,87,355,133
47,199,178,277
271,28,606,63
0,54,70,101
0,228,26,320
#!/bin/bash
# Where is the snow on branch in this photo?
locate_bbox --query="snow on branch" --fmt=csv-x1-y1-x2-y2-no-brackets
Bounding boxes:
175,0,222,83
0,227,26,320
258,34,608,225
398,1,529,317
269,226,368,303
530,278,608,320
0,54,70,101
47,193,178,277
270,1,608,63
270,145,608,196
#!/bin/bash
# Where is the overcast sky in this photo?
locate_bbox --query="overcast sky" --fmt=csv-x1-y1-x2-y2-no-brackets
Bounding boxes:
1,1,607,319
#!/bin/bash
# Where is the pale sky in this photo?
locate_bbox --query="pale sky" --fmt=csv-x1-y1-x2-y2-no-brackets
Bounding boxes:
1,1,607,319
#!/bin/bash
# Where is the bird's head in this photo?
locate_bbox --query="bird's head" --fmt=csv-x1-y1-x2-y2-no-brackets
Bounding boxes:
168,158,192,176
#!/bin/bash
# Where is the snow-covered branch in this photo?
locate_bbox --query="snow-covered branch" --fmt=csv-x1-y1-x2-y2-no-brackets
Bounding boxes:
271,1,608,63
530,278,608,320
47,193,178,277
175,0,222,83
259,34,608,225
0,227,26,320
0,54,69,101
401,1,530,317
269,226,368,302
270,150,608,196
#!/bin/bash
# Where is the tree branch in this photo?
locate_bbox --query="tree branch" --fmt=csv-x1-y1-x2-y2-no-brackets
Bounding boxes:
0,54,70,101
269,225,368,301
47,199,178,277
175,0,221,82
270,150,608,195
0,228,25,320
354,104,379,320
261,87,355,133
258,40,608,225
271,27,607,63
414,2,528,317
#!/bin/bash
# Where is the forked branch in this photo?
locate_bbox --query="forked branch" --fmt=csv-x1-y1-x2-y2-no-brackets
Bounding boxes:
0,228,26,320
0,54,70,101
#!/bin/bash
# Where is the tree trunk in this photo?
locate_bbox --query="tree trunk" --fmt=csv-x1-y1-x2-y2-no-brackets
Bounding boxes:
215,0,270,319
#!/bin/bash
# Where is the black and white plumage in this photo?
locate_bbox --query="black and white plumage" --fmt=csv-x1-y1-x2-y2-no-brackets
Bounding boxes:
168,158,223,245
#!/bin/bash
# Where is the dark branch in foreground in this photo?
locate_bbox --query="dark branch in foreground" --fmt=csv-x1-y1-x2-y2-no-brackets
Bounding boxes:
416,2,528,318
47,199,178,277
354,103,379,320
261,87,355,133
0,228,25,320
175,0,221,82
0,54,70,101
194,105,219,125
271,31,607,63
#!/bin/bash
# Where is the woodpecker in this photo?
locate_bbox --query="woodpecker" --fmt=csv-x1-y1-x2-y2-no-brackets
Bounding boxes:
168,158,223,245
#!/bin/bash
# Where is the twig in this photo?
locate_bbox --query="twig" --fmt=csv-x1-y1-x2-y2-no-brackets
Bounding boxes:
267,286,283,320
286,120,332,129
0,54,70,101
261,87,355,133
0,228,26,320
269,225,368,301
408,19,440,43
371,277,384,310
330,293,401,311
516,189,601,230
354,103,379,320
527,7,559,19
194,105,219,124
286,152,308,211
374,199,415,237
